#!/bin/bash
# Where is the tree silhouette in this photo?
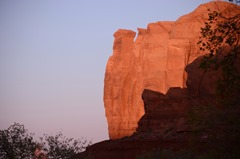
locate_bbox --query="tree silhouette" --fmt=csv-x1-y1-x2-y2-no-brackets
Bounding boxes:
40,132,91,159
0,123,36,159
228,0,240,4
0,123,91,159
198,8,240,106
191,6,240,158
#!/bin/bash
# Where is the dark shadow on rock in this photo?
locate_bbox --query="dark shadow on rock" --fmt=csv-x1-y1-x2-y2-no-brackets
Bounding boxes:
70,53,239,159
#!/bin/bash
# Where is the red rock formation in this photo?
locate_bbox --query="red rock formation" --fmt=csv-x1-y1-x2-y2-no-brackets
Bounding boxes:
71,55,226,159
104,1,240,139
72,50,240,159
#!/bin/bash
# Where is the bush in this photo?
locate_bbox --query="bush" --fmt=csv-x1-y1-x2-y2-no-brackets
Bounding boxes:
0,123,91,159
0,123,36,159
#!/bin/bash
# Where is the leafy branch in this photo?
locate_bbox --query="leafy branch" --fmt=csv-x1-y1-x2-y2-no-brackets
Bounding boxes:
198,9,240,106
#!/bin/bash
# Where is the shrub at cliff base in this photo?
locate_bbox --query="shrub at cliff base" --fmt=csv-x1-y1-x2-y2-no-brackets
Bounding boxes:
0,122,91,159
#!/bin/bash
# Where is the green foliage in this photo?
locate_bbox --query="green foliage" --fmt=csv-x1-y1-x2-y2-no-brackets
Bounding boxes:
0,123,36,159
198,9,240,106
0,123,91,159
40,132,91,159
227,0,240,5
184,7,240,158
198,9,240,63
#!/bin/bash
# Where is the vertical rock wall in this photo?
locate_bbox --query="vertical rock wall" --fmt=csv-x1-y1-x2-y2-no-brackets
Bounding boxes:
104,1,240,139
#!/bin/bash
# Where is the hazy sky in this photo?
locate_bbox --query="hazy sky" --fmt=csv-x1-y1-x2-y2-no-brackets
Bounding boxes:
0,0,212,143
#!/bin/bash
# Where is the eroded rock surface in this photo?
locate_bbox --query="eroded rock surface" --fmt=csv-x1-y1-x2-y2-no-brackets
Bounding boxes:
72,54,231,159
104,1,240,139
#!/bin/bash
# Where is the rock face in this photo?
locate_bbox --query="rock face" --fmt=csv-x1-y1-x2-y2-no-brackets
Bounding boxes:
136,56,220,137
72,53,239,159
104,1,240,139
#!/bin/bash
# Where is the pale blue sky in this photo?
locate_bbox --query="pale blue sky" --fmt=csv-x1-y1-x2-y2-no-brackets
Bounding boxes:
0,0,212,142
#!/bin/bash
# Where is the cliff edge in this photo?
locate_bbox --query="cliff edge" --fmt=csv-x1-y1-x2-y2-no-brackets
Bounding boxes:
104,1,240,139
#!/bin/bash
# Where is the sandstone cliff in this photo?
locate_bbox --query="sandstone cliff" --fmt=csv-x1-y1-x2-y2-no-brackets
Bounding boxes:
104,1,240,139
70,2,240,158
73,53,240,159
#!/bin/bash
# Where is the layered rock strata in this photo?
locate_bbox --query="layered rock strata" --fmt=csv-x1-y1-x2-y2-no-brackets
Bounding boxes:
104,1,240,139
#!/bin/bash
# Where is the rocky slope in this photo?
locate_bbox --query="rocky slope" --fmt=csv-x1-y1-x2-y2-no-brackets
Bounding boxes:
104,1,240,139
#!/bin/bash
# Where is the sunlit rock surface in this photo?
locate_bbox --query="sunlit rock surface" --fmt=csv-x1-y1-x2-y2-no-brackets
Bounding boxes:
73,53,239,159
104,1,240,139
70,2,240,159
